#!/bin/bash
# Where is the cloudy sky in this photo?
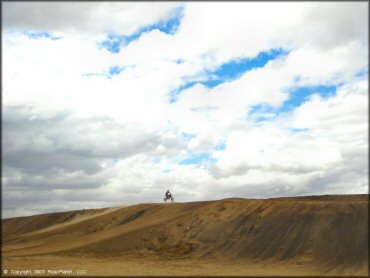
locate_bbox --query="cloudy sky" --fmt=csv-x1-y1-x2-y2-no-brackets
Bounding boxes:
2,2,368,218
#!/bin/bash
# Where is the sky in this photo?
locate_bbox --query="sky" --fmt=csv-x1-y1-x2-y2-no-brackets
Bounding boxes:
2,2,369,218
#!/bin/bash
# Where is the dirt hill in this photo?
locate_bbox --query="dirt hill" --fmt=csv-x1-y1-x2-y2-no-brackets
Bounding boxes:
2,195,369,276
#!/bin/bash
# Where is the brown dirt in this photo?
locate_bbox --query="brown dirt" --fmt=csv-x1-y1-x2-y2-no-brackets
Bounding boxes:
2,195,369,276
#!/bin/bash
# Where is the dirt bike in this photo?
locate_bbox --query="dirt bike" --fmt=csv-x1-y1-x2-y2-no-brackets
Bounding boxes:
164,195,174,202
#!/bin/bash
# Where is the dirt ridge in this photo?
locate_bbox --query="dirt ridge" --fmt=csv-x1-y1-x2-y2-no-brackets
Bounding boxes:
2,195,369,276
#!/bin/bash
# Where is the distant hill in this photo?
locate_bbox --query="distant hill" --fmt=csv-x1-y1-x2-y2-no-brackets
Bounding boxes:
2,194,369,276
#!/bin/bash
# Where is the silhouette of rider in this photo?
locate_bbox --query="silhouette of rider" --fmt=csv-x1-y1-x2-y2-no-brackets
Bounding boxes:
165,190,172,199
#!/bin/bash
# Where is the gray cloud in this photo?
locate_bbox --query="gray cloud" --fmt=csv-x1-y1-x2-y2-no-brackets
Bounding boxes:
3,105,162,172
2,2,180,34
2,103,199,218
299,2,368,49
2,105,171,217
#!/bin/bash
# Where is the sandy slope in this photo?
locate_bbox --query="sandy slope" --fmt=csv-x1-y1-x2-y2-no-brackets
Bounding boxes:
2,195,369,276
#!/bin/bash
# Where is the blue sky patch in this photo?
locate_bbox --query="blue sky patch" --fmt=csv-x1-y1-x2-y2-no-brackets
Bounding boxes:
154,6,183,35
152,157,162,164
99,6,184,54
175,59,185,64
24,31,62,40
215,143,226,151
355,68,368,78
169,48,288,103
191,106,218,113
248,84,339,123
169,81,198,103
210,48,288,83
280,85,337,112
201,48,288,89
182,132,196,140
99,34,125,53
81,72,105,77
290,128,309,134
180,152,217,166
109,66,124,76
248,103,277,122
200,79,225,88
82,66,124,78
177,81,198,92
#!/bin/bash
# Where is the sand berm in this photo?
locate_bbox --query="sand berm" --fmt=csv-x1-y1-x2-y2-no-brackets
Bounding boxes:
2,194,369,276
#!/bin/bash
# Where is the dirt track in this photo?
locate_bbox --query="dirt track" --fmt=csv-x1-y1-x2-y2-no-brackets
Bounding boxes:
2,195,369,276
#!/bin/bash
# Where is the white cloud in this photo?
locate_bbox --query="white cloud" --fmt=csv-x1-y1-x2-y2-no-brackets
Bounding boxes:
210,77,367,196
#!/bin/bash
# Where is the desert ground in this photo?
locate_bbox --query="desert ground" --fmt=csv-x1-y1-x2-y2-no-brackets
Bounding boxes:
2,195,369,276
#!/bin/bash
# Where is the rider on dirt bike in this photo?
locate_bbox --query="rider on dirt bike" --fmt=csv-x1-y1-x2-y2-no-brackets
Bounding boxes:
165,190,171,199
164,190,174,202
